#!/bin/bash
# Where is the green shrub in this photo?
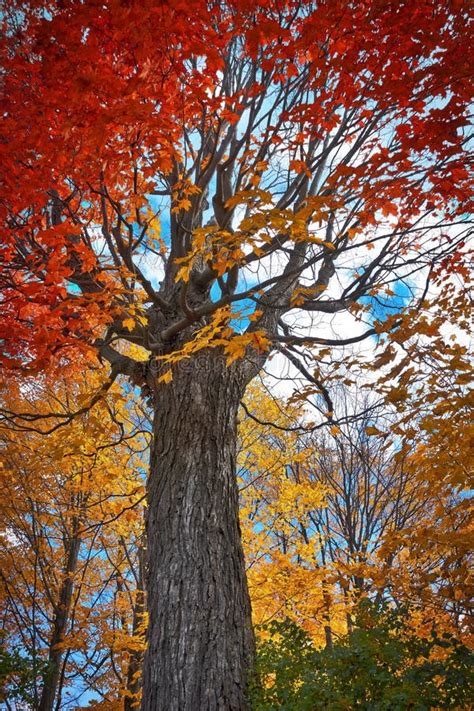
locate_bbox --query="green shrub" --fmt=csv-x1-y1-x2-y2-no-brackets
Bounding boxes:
0,641,40,706
250,602,473,710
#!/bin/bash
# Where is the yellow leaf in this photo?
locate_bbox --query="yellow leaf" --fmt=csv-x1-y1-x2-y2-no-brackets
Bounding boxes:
365,426,383,436
248,309,263,322
158,369,173,384
225,338,248,365
122,318,135,332
171,198,192,214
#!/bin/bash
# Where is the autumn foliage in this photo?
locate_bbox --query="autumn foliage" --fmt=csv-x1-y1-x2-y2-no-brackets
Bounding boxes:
0,0,473,708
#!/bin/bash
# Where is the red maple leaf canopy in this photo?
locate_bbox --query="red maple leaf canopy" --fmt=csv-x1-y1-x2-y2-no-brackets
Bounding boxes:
0,0,472,371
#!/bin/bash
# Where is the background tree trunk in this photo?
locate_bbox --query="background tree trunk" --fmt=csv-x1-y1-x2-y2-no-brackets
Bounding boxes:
142,352,255,710
38,523,81,711
125,542,146,711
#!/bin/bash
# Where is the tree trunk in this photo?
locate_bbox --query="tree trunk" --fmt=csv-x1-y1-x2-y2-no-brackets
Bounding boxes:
39,524,81,711
125,543,146,711
142,352,255,710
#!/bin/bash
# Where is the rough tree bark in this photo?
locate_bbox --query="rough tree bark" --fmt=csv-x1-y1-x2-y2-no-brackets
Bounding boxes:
142,351,255,710
38,520,81,711
125,542,146,711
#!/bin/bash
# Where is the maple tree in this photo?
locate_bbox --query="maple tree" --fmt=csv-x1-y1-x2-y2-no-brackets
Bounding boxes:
1,0,472,707
0,368,147,709
239,384,472,638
